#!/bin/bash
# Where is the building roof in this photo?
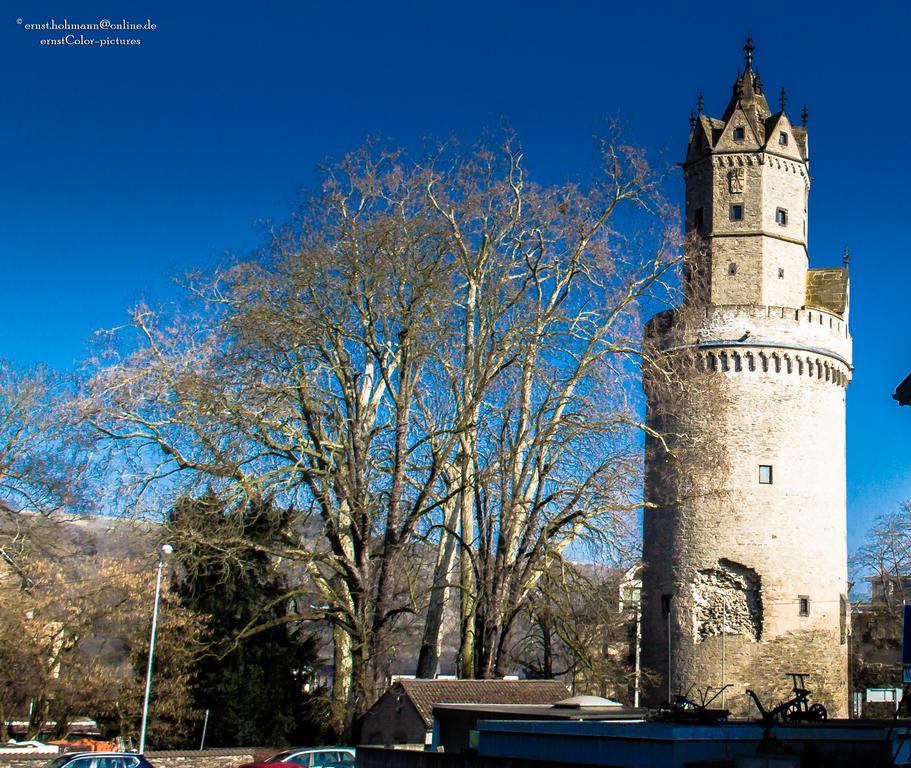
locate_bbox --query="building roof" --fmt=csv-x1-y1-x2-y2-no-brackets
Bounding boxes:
721,61,771,130
393,679,571,727
432,701,645,722
894,372,911,406
684,39,808,165
806,267,849,316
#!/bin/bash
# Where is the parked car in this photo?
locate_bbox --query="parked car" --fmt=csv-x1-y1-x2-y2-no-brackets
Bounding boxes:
42,752,156,768
238,748,355,768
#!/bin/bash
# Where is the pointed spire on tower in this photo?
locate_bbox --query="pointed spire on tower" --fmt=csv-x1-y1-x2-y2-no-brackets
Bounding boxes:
723,37,770,123
779,87,788,113
743,32,755,68
689,108,696,130
697,92,704,115
801,104,809,127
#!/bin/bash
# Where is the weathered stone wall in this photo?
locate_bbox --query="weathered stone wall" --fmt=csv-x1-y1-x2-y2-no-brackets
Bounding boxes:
692,559,762,642
642,305,850,716
712,156,808,310
0,750,261,768
147,749,259,768
686,145,810,311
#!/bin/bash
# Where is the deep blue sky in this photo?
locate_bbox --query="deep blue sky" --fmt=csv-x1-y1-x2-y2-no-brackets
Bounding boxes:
3,1,908,554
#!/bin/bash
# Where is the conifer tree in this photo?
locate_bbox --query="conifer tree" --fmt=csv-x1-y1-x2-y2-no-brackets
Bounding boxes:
168,493,326,746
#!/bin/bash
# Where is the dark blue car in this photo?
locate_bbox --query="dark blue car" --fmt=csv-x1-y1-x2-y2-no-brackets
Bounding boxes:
43,753,156,768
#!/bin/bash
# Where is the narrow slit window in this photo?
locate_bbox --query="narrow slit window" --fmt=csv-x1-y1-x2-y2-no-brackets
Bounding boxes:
778,268,785,279
728,262,737,275
731,204,743,221
759,465,773,484
798,596,810,617
776,207,788,226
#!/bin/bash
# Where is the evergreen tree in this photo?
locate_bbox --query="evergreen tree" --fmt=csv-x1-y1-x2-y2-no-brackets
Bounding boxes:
169,493,325,746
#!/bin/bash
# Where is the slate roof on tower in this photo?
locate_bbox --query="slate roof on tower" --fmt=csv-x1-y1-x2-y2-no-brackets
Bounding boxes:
686,35,808,162
806,268,849,317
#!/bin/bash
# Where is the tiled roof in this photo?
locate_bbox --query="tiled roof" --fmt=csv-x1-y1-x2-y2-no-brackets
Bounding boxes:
395,679,571,727
805,267,848,316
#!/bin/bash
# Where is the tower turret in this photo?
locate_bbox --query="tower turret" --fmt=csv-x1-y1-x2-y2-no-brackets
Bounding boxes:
684,37,810,309
640,38,851,717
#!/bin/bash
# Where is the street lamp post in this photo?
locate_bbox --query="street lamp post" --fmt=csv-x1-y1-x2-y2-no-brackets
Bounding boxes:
139,543,173,754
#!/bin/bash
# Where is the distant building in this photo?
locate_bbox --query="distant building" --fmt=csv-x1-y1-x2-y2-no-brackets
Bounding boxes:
356,678,570,748
618,563,641,614
851,574,907,717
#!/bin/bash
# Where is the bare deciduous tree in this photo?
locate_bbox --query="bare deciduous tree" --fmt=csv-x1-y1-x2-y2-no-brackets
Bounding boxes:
852,503,911,616
0,362,87,581
508,562,640,699
0,554,204,745
413,132,683,678
84,129,692,729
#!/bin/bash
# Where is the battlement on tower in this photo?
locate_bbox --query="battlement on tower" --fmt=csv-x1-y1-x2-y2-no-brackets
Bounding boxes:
646,303,852,366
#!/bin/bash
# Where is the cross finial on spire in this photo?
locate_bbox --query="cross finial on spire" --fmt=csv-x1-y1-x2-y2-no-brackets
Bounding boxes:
697,92,704,115
744,32,755,67
801,104,809,127
843,245,850,268
779,87,788,112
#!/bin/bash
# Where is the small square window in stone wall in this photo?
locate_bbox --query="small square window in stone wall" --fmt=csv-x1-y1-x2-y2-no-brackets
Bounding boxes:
776,208,788,226
731,204,743,221
728,262,737,275
779,131,789,145
734,126,745,140
799,596,810,617
759,465,773,484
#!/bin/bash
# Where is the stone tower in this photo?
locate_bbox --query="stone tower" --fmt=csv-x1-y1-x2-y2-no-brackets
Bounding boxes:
640,38,851,717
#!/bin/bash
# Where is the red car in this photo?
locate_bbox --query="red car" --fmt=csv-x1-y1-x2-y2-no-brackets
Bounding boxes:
239,748,355,768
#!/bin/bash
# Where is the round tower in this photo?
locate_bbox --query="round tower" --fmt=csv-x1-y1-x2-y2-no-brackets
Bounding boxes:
640,38,851,717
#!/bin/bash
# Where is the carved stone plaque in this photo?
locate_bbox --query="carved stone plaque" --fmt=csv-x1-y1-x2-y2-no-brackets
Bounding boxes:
729,167,744,193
